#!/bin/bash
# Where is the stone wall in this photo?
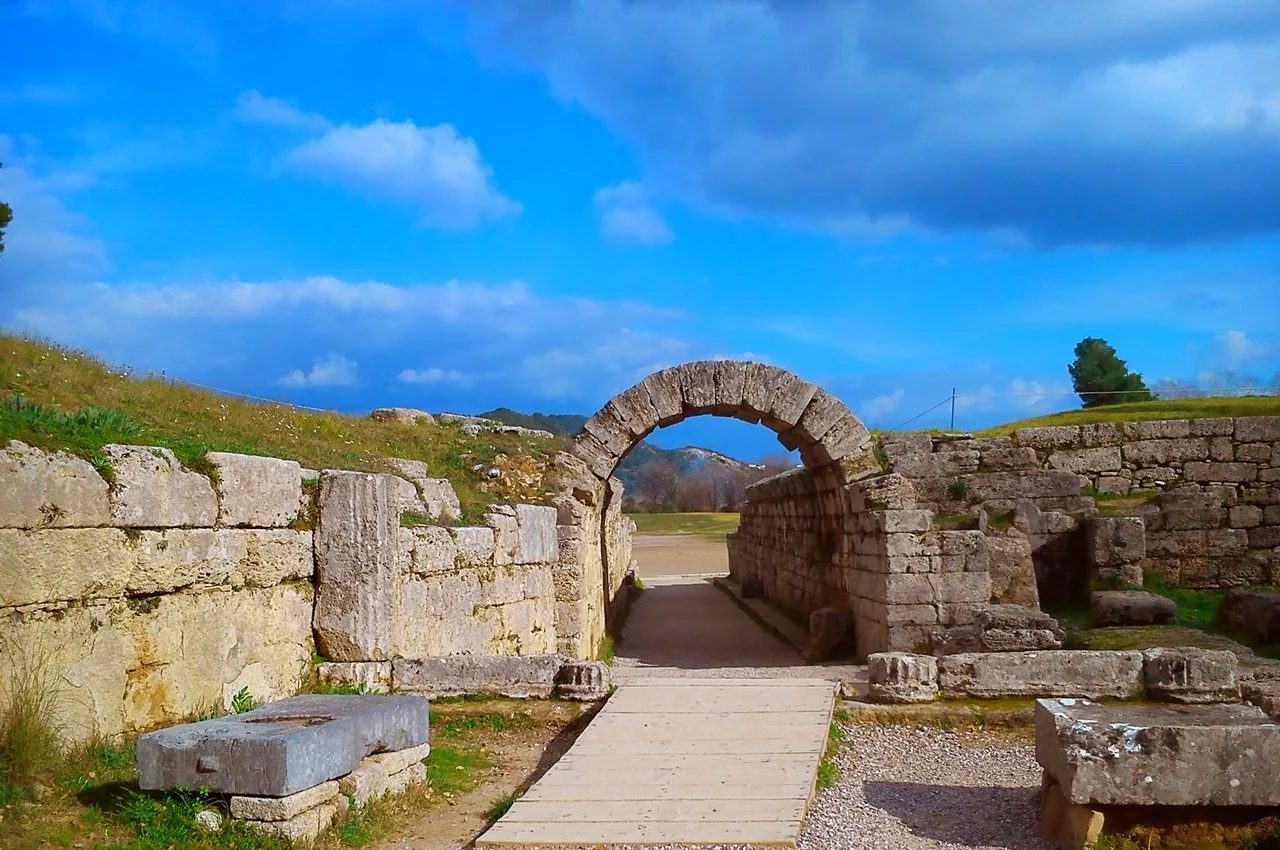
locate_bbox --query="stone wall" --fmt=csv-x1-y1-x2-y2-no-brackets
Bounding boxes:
0,442,316,741
1,440,631,741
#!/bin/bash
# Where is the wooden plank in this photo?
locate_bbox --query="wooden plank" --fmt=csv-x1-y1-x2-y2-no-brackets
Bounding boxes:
499,798,808,823
476,819,798,846
518,783,813,802
567,738,824,756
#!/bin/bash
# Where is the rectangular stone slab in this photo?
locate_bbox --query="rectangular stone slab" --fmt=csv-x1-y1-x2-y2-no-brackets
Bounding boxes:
1035,698,1280,806
137,694,429,797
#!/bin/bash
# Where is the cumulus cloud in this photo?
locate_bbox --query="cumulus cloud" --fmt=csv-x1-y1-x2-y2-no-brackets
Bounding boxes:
463,1,1280,245
861,389,904,420
398,367,473,386
278,354,359,388
1213,329,1273,368
234,91,520,229
594,181,674,245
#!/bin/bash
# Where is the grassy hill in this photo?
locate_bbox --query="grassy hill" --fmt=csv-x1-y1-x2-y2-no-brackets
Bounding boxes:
977,395,1280,435
0,335,564,521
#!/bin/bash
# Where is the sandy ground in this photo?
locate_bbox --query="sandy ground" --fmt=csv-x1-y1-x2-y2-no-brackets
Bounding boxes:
632,534,729,577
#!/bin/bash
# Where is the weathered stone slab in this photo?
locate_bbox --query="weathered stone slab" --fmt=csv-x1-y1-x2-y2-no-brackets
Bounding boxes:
581,404,632,457
1235,416,1280,442
313,472,400,662
1014,426,1080,448
1086,516,1145,567
487,508,518,565
0,440,110,529
554,660,611,700
1122,438,1207,466
137,694,430,797
1048,447,1121,474
0,527,135,606
868,652,938,703
677,360,718,415
106,445,218,527
1184,461,1258,483
392,655,565,698
640,368,685,426
1142,647,1238,703
1091,591,1175,627
763,372,818,432
807,607,853,661
316,662,393,693
230,780,340,821
609,384,660,438
370,407,434,425
985,531,1040,608
367,741,431,776
1034,699,1280,806
408,526,457,575
1243,678,1280,719
939,651,1143,699
515,504,558,564
245,794,349,844
711,360,750,415
1215,588,1280,645
206,452,301,528
451,526,496,568
740,363,784,420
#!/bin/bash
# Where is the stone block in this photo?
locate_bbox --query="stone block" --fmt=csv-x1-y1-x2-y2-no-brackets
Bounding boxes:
1190,417,1235,437
1243,679,1280,719
1184,461,1257,483
1084,516,1145,568
245,794,348,844
880,509,932,533
1034,699,1280,806
137,694,430,797
1014,425,1080,448
966,470,1082,502
1125,419,1192,439
0,440,110,529
417,479,461,521
486,509,518,565
105,445,218,528
764,371,819,431
1121,438,1208,466
1237,442,1272,462
206,452,301,528
868,652,938,703
740,363,784,419
1091,591,1175,627
985,532,1039,608
1251,525,1280,548
392,654,564,698
313,471,400,662
938,651,1143,699
409,526,457,575
571,431,616,480
640,367,685,426
1079,423,1124,446
1142,647,1238,703
711,360,750,415
581,403,632,457
892,450,980,478
1229,504,1264,528
808,607,854,660
451,526,495,568
1235,416,1280,442
677,360,718,414
978,447,1040,471
316,662,392,693
0,527,135,606
1048,447,1121,474
370,408,434,425
929,571,991,604
367,741,431,776
1209,436,1235,461
1215,588,1280,645
515,504,558,564
554,660,611,700
230,780,340,821
792,389,849,444
609,383,661,437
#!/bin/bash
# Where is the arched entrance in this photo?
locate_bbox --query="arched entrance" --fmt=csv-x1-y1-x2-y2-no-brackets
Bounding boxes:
551,360,957,662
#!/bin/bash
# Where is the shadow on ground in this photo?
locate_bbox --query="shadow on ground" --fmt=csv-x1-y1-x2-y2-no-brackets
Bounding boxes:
862,781,1045,850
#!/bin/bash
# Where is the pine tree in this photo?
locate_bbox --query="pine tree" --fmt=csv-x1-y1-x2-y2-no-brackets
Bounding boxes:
1068,337,1152,408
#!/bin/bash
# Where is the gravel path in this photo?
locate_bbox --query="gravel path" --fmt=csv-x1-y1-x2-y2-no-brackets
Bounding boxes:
799,725,1051,850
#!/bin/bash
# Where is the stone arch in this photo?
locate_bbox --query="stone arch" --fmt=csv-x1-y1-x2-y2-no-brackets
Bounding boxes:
550,360,902,663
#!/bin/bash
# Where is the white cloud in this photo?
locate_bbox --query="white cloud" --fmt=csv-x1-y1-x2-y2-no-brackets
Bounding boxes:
282,119,521,229
1213,329,1273,368
398,367,473,386
234,90,331,132
278,354,359,388
594,181,673,246
862,389,904,420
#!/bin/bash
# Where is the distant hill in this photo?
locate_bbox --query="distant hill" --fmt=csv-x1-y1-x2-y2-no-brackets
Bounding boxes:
479,408,587,437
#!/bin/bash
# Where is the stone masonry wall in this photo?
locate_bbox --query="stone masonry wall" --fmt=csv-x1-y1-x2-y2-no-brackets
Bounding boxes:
1,440,616,741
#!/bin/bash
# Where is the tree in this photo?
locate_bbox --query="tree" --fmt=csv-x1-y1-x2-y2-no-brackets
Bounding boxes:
0,162,11,256
1068,337,1152,407
633,457,681,511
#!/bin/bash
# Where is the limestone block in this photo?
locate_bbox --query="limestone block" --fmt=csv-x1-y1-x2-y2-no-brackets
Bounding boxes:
1142,647,1238,703
1189,417,1235,437
1243,679,1280,719
1184,461,1257,483
515,504,558,564
486,509,518,565
1235,416,1280,442
1091,591,1175,627
880,510,932,533
929,571,991,604
105,445,218,528
451,526,495,568
1230,504,1264,528
554,660,611,700
582,404,632,457
1084,516,1145,568
1150,490,1225,530
792,390,848,444
965,470,1082,502
868,652,938,703
246,795,349,844
609,383,660,437
1093,476,1130,496
236,529,314,587
1014,426,1080,448
0,527,135,606
1252,525,1280,548
677,360,718,415
938,650,1143,699
640,367,685,426
230,780,340,821
1122,438,1208,466
810,417,872,466
205,452,301,528
368,741,432,776
313,471,400,662
316,662,392,693
892,450,981,478
370,407,434,425
1035,699,1280,806
0,440,110,528
417,479,461,521
408,526,456,576
741,363,784,419
807,607,854,660
985,532,1039,608
978,447,1040,471
1124,419,1192,439
711,360,750,415
138,694,430,796
1078,423,1124,446
571,431,616,480
764,371,819,431
1047,446,1121,474
391,654,564,698
1215,588,1280,645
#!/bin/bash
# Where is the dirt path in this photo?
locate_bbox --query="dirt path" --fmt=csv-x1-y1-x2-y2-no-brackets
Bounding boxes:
632,534,728,577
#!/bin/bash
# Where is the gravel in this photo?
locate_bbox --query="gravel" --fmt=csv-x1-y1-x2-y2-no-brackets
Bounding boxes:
799,724,1052,850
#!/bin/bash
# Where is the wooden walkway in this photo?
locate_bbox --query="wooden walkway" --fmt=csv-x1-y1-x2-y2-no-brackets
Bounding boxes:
476,678,836,847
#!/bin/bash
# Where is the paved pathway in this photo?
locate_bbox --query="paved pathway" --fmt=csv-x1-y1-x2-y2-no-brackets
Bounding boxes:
475,677,836,847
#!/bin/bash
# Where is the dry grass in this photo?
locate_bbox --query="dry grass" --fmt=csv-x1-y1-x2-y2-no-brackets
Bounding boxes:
627,512,741,537
0,334,567,522
977,395,1280,435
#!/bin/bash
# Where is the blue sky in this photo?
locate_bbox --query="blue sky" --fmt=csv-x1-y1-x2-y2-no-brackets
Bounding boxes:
1,1,1278,460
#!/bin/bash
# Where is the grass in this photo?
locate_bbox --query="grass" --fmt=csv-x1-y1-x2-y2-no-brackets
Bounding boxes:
815,722,844,791
484,791,519,825
627,511,741,538
596,635,618,665
0,334,566,522
0,635,66,801
977,395,1280,435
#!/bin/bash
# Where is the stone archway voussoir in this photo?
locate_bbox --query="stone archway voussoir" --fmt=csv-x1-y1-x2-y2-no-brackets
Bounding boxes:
711,360,750,415
678,361,719,415
640,369,684,426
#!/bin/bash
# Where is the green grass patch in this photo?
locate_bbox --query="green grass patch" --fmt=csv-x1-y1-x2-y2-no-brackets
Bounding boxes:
398,511,434,529
626,511,741,537
0,334,565,521
931,513,978,530
815,722,845,791
1143,575,1224,630
425,744,491,798
596,634,618,665
485,791,519,825
978,395,1280,436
